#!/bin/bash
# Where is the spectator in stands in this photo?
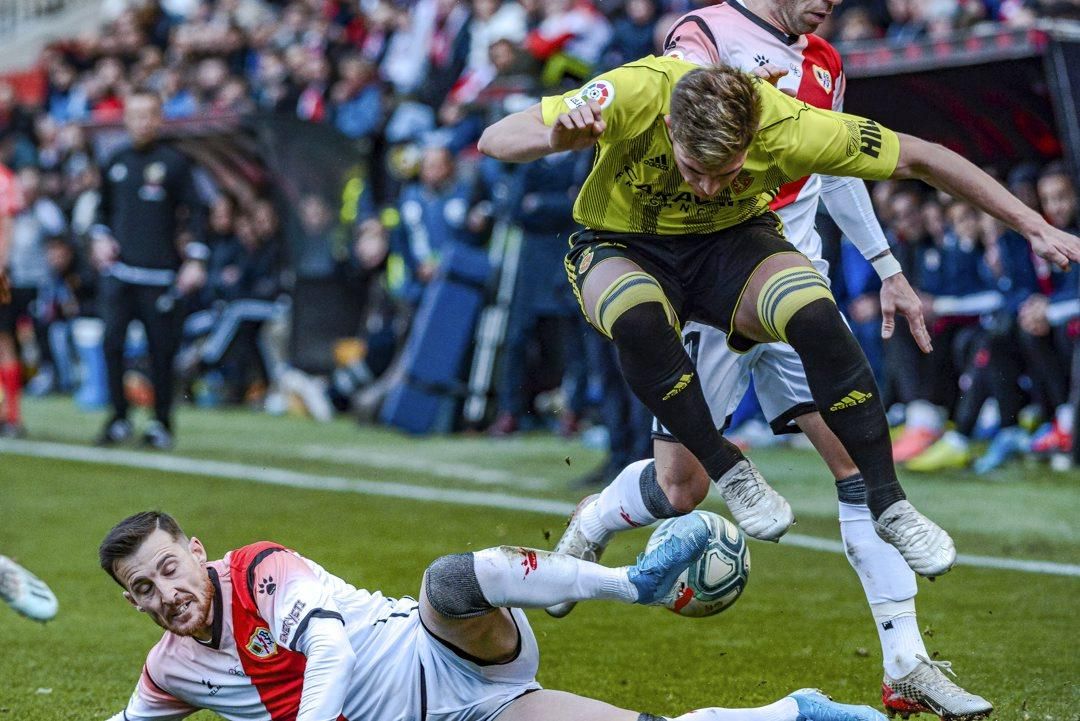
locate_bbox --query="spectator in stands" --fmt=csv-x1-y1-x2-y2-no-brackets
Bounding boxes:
489,149,589,436
293,193,348,281
5,167,69,408
330,55,384,142
964,216,1044,474
902,203,1004,471
600,0,660,70
0,158,24,437
87,56,129,122
92,90,207,451
1020,163,1078,458
880,187,930,414
526,0,612,84
834,7,882,41
30,235,96,396
397,145,480,291
1006,163,1041,211
45,61,90,124
438,0,529,135
191,208,282,404
159,67,199,120
295,54,332,123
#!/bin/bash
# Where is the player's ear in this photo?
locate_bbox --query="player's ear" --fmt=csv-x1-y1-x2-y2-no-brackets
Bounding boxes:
122,590,142,611
664,114,672,129
188,536,207,564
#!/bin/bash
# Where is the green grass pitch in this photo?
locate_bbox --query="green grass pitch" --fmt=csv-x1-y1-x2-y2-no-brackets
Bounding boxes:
1,398,1077,720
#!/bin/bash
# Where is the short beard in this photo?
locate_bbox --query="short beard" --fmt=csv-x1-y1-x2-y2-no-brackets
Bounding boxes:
156,573,215,638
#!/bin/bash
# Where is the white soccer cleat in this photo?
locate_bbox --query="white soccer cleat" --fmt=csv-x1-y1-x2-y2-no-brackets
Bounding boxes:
545,494,609,618
715,459,793,542
873,501,955,578
882,655,993,720
0,555,58,622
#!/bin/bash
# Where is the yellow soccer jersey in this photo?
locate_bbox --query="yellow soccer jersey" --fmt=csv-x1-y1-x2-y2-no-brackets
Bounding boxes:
540,55,901,235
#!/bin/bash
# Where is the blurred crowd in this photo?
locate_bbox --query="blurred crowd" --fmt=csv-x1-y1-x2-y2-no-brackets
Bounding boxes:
821,0,1080,43
0,0,1076,475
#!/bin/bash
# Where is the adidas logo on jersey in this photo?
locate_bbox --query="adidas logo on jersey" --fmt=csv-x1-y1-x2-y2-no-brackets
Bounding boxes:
829,390,873,412
662,373,694,401
644,154,669,170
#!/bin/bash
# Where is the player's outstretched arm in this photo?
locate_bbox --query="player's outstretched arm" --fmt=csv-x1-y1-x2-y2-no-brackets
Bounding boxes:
892,134,1080,269
479,101,606,163
294,617,355,721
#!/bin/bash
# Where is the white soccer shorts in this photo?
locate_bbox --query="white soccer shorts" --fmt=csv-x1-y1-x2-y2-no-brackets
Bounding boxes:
417,607,542,721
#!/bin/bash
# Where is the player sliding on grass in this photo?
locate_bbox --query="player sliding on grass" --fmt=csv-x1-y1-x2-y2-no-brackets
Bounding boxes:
101,510,887,721
544,3,993,720
478,57,1080,582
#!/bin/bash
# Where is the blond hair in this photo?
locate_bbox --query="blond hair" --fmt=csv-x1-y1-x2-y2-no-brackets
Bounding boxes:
669,66,762,171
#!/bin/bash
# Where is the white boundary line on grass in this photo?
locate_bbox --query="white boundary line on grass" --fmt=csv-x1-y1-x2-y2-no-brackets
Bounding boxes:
296,444,555,491
3,438,1079,578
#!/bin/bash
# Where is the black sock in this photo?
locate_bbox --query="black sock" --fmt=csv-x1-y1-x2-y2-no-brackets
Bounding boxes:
784,299,905,517
609,304,730,480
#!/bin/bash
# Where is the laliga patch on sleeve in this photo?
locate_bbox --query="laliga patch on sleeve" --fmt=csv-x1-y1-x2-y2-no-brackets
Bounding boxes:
568,80,616,110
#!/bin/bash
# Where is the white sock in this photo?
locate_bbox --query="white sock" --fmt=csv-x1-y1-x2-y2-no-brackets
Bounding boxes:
579,459,657,544
674,698,799,721
839,501,923,678
905,400,945,432
1056,404,1074,434
472,546,638,607
872,606,926,678
940,429,969,450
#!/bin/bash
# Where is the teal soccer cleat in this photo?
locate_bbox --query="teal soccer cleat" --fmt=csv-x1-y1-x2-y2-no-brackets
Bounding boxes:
628,513,709,605
789,688,888,721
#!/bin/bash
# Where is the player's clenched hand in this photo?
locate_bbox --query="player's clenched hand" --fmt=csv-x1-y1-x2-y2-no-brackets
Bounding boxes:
550,100,606,152
751,63,795,96
880,273,932,353
1028,225,1080,271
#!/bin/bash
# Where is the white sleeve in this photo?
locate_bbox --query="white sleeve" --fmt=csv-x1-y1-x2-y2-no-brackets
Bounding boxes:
1047,298,1080,326
931,290,1004,316
249,550,342,653
833,69,846,112
819,174,891,261
295,616,357,721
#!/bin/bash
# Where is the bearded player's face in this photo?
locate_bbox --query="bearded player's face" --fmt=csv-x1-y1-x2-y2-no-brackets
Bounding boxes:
115,529,215,640
776,0,842,35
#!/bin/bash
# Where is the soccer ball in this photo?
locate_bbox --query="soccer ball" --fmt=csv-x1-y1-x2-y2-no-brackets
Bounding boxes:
646,510,750,618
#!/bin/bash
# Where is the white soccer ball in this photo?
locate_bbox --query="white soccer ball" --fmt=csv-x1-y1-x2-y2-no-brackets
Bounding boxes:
645,510,750,618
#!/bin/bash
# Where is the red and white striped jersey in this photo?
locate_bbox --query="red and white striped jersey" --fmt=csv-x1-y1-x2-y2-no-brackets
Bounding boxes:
116,542,425,721
664,1,845,247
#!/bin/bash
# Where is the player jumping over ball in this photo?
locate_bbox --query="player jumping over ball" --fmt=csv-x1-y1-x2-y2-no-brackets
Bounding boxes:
543,2,994,719
479,53,1078,584
102,510,886,721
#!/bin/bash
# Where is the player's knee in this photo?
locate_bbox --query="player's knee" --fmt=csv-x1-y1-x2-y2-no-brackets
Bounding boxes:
756,266,835,344
423,553,493,619
594,272,677,341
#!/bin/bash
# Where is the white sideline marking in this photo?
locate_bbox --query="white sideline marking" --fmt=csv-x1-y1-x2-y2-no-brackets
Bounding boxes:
297,445,554,491
3,439,1079,578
